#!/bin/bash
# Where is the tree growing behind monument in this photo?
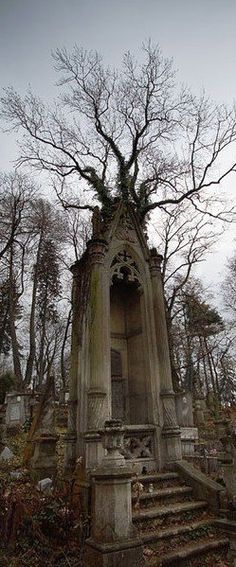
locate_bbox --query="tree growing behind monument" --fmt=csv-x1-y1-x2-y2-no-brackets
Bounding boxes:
1,42,236,222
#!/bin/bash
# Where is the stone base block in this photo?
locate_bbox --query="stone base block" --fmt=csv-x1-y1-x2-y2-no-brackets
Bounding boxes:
162,426,182,463
85,537,144,567
125,458,157,474
84,430,104,471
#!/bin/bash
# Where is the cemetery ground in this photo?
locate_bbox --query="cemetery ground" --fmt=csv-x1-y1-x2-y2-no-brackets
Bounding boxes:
0,426,88,567
0,424,234,567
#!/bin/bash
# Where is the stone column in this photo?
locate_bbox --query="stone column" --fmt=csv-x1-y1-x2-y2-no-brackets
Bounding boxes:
149,248,182,463
85,420,144,567
87,239,110,430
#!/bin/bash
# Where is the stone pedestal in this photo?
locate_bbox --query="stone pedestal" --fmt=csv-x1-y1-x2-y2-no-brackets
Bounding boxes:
84,431,104,471
161,391,182,463
180,427,199,456
31,433,58,479
85,420,144,567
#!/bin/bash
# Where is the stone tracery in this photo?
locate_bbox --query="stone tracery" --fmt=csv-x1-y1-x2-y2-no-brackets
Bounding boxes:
110,249,141,284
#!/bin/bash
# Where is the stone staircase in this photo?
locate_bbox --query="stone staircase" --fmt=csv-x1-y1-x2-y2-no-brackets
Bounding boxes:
132,471,232,566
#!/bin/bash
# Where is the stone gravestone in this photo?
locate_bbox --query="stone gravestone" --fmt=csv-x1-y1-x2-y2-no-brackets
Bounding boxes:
28,377,58,479
5,392,32,428
175,392,199,457
176,392,194,427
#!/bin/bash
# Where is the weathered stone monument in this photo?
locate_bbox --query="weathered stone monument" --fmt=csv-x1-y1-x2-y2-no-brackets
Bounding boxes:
65,201,182,476
28,377,57,479
5,391,32,428
64,202,236,566
175,391,199,457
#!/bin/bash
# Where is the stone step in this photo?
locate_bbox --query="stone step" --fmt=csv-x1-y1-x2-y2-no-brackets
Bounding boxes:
132,485,193,509
135,472,180,484
133,500,208,531
146,536,230,566
133,472,184,491
140,518,216,545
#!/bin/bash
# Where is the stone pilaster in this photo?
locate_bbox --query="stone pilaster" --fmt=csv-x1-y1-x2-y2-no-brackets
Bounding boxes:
149,248,182,463
87,239,110,429
161,391,182,462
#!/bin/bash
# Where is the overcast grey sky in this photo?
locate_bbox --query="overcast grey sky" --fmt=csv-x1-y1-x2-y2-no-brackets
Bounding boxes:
0,0,236,285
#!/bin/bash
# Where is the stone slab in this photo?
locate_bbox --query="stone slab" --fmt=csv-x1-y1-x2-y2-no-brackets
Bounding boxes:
85,537,144,567
0,446,14,460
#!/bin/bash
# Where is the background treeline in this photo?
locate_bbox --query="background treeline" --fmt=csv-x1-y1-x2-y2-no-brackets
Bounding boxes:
0,171,89,395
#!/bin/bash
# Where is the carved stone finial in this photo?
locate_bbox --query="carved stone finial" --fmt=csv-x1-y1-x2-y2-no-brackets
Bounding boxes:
92,206,102,238
149,248,163,275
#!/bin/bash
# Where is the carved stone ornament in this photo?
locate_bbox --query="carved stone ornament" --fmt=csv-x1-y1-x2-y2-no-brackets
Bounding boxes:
115,211,137,243
87,239,108,265
87,391,107,429
122,432,154,459
102,419,125,466
38,398,56,435
162,393,178,427
149,248,163,276
111,250,141,284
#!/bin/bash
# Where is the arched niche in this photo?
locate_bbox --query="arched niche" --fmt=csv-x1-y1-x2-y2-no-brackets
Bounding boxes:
110,249,148,424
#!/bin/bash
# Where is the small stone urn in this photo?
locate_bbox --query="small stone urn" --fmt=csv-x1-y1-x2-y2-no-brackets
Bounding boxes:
102,419,125,467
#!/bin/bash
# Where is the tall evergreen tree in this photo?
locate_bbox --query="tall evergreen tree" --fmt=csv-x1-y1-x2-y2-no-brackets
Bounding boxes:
35,238,62,387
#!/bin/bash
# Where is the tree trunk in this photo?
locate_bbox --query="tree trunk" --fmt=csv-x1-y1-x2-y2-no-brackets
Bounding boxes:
8,245,24,387
165,306,180,391
37,288,48,387
60,308,72,389
24,234,43,386
199,336,209,396
0,297,10,356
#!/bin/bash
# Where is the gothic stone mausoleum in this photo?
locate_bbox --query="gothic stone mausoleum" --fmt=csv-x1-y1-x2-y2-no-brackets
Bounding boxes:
66,201,182,473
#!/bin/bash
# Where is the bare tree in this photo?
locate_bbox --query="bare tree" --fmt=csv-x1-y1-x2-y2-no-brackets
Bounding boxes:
0,182,70,389
0,172,35,262
223,251,236,319
24,198,67,386
0,173,36,384
169,276,236,404
152,200,225,318
1,42,236,221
